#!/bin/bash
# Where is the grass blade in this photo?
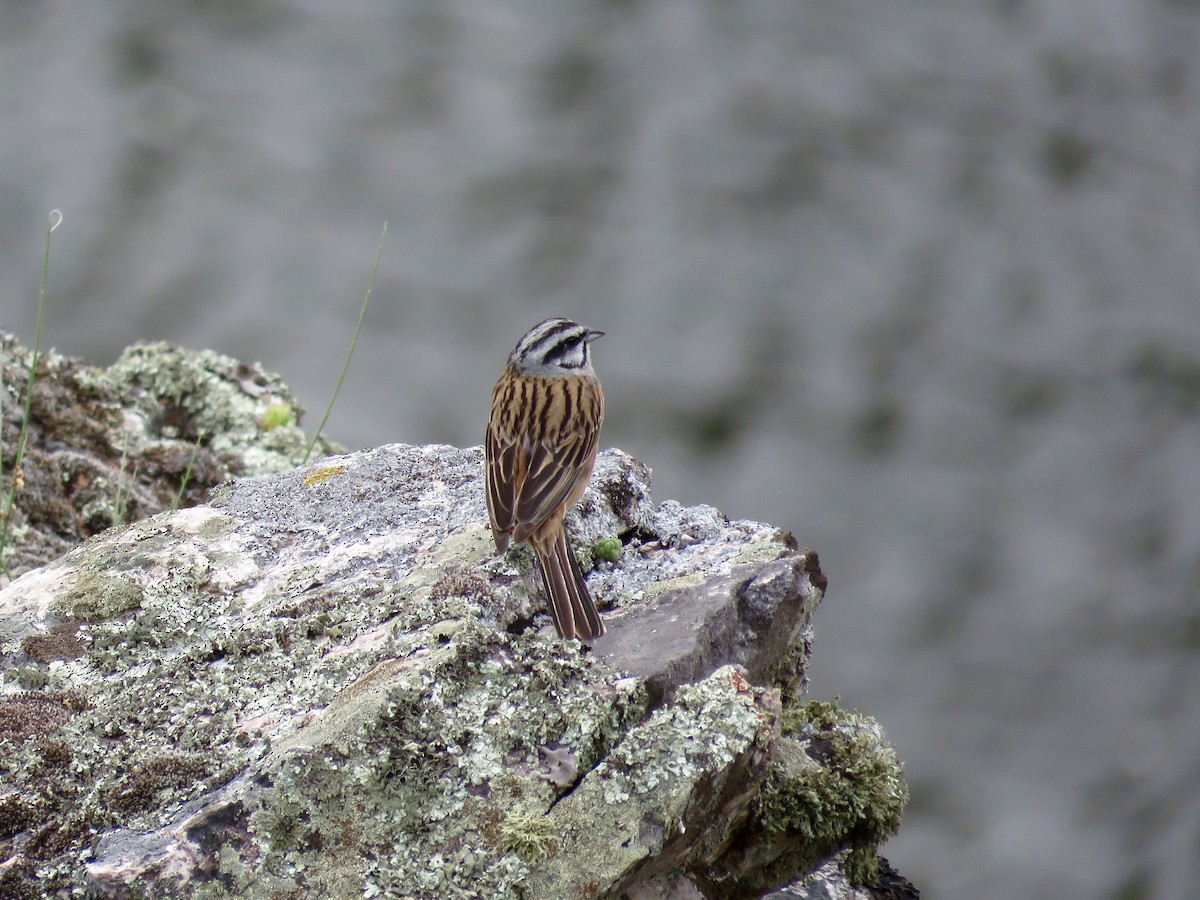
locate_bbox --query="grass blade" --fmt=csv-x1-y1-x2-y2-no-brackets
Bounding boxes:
0,210,61,578
304,221,387,463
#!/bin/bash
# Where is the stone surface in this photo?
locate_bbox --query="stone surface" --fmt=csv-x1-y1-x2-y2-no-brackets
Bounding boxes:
0,331,338,582
0,440,910,898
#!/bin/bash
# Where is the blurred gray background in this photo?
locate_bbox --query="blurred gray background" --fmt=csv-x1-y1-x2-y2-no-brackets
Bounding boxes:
3,1,1199,897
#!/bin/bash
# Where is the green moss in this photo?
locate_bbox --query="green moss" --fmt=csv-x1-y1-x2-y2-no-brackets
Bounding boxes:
259,400,295,431
591,536,622,564
755,699,909,886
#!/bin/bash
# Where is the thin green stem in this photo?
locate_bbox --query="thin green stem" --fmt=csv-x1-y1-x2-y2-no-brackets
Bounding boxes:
304,221,387,463
0,210,61,577
173,432,205,511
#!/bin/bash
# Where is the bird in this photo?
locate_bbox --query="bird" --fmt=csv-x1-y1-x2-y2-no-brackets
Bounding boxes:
485,318,606,640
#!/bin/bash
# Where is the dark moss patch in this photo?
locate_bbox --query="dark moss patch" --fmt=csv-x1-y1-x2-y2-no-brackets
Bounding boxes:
21,805,104,862
104,753,211,815
21,621,85,662
0,793,41,841
429,567,494,603
36,739,74,772
0,690,89,743
0,862,44,900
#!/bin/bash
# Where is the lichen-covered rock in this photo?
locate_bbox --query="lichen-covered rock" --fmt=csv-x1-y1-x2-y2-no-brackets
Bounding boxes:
0,331,338,581
0,439,913,898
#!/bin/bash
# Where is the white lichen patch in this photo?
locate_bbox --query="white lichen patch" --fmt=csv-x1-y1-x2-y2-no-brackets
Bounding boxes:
523,665,769,895
601,665,762,797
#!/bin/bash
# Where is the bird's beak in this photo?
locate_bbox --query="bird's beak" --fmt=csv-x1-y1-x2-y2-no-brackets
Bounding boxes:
586,330,604,342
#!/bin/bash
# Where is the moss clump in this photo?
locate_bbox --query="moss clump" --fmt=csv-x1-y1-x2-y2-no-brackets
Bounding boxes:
591,536,622,564
0,793,41,841
0,691,89,743
103,753,211,815
260,399,296,431
755,699,908,886
36,740,73,771
0,331,346,582
21,622,85,662
499,808,558,861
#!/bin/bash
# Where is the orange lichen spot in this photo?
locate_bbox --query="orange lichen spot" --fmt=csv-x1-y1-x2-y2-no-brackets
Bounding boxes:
303,464,346,486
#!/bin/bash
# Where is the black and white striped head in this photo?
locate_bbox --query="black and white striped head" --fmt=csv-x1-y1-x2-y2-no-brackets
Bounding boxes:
508,318,603,377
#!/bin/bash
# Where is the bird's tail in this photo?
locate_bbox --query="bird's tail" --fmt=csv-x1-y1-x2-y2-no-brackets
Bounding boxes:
535,527,605,641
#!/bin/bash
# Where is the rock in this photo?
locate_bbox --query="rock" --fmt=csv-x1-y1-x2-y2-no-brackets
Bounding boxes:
0,338,914,898
0,331,339,582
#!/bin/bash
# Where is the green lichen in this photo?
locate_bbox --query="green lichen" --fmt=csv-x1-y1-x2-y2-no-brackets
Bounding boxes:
755,699,909,886
55,572,144,621
603,669,762,799
0,522,413,893
168,616,649,898
504,543,537,575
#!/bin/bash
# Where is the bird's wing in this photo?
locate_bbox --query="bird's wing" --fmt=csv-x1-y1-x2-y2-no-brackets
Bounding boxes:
485,424,522,552
510,425,599,542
